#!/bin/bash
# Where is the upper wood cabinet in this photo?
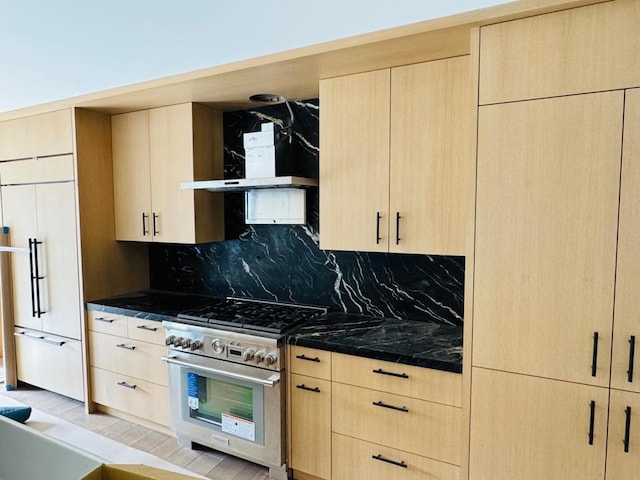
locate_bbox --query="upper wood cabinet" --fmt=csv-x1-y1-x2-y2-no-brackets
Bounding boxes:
473,92,623,387
611,88,640,394
0,109,73,161
112,103,224,244
479,1,640,104
319,56,472,255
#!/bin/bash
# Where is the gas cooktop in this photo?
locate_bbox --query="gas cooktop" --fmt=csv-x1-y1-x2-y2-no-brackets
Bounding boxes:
177,297,327,335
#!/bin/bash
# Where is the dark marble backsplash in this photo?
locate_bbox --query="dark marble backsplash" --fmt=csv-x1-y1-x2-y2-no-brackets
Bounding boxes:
149,99,465,326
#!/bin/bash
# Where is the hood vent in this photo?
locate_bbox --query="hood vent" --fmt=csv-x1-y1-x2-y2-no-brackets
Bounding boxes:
180,121,317,225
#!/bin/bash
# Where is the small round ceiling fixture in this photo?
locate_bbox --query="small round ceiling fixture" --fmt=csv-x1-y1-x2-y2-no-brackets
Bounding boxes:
249,93,286,104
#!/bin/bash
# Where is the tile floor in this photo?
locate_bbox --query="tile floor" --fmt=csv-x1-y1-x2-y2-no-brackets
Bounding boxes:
0,365,270,480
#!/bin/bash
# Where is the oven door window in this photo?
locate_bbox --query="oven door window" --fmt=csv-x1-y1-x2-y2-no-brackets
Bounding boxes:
186,370,264,443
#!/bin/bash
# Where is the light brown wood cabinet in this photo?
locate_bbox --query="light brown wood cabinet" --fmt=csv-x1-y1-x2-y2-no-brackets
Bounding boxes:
288,347,462,480
319,56,472,255
112,102,224,244
87,310,169,427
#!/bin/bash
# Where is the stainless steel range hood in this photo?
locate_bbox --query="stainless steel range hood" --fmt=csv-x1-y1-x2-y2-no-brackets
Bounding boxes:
180,176,317,193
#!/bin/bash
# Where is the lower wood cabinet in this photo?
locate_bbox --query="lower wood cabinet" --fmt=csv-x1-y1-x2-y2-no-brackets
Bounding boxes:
606,389,640,480
14,327,84,401
288,346,462,480
332,433,459,480
87,310,168,427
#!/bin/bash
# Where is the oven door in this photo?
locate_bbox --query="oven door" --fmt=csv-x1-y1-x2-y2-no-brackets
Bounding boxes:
164,351,285,469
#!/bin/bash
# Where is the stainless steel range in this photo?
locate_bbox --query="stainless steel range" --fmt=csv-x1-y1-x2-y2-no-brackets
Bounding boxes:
162,297,326,480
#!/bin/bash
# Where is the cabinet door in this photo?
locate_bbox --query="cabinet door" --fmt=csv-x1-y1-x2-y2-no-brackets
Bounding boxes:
389,56,472,255
36,182,81,339
290,373,331,479
606,390,640,480
2,185,40,331
473,92,623,386
319,70,391,252
149,104,198,244
112,110,152,241
611,88,640,393
469,368,608,480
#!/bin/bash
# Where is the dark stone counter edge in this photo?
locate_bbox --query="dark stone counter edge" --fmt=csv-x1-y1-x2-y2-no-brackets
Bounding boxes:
287,335,462,374
86,302,462,374
86,303,174,323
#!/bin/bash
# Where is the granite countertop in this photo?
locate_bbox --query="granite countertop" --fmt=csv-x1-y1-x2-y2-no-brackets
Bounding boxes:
86,290,463,374
287,312,462,373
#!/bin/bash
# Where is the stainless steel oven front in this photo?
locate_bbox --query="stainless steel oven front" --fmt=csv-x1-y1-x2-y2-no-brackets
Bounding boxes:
163,321,288,480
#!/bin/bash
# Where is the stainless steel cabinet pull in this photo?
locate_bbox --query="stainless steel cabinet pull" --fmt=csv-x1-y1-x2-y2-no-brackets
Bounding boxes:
137,325,158,332
376,212,382,244
142,212,149,236
628,336,636,383
395,212,401,245
28,238,36,317
373,368,409,379
152,213,159,236
624,406,632,453
296,384,320,393
162,356,280,387
591,332,599,377
95,316,114,323
116,343,136,351
373,400,409,413
588,400,596,445
32,238,44,318
296,354,320,363
371,454,407,469
117,381,137,390
14,331,64,347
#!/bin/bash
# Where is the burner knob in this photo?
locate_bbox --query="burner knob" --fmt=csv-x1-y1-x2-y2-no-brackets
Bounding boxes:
190,340,203,351
181,338,192,349
173,337,185,348
165,335,176,346
264,353,277,366
242,349,256,362
254,350,267,363
211,338,225,354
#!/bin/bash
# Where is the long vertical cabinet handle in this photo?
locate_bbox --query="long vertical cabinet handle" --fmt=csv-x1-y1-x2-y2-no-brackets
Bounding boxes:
142,212,149,236
588,400,596,445
32,238,43,318
628,336,636,383
152,213,159,236
624,406,632,453
395,212,401,245
375,212,382,244
28,238,36,317
591,331,599,377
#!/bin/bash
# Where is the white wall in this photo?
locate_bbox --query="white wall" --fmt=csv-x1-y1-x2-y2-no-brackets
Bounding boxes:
0,0,510,112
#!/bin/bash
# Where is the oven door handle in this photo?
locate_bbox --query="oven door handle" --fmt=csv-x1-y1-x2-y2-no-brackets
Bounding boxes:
161,356,280,387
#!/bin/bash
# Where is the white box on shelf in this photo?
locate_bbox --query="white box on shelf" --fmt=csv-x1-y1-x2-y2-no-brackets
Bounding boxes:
245,145,276,178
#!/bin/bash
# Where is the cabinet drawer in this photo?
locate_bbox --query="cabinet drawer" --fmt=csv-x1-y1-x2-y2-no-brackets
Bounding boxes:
290,346,331,379
14,328,84,401
0,109,73,161
88,331,168,386
332,433,459,480
332,352,461,406
90,367,169,427
332,382,461,465
126,317,165,345
290,374,332,479
87,310,128,337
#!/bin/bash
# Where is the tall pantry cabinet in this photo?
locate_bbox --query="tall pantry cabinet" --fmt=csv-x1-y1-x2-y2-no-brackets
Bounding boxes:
469,2,640,479
0,108,148,402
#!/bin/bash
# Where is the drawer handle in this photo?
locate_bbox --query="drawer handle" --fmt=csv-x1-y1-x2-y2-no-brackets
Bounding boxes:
588,400,596,445
116,343,136,351
628,336,636,383
296,354,320,363
373,400,408,413
117,381,137,390
14,331,65,347
137,325,158,332
296,384,320,393
373,368,409,379
624,406,632,453
372,454,407,469
591,331,599,377
94,316,114,323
